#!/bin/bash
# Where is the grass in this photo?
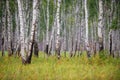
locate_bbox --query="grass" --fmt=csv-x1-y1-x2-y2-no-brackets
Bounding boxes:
0,51,120,80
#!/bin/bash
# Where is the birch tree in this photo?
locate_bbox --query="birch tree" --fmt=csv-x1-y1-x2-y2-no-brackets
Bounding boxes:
6,0,12,56
17,0,26,63
85,0,90,57
55,0,61,59
1,4,6,56
98,0,104,52
48,0,57,55
14,5,20,56
45,0,50,55
109,0,114,56
26,0,39,63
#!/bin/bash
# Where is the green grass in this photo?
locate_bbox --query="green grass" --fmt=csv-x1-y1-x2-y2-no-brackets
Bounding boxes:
0,52,120,80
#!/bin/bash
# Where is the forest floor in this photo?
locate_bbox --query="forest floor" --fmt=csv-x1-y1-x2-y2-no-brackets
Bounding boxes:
0,52,120,80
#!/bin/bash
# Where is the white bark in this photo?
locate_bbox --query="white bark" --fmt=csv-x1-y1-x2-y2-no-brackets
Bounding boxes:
72,3,79,56
6,0,12,56
30,0,39,49
45,0,50,55
17,0,26,61
27,0,39,63
85,0,90,55
56,0,61,58
85,0,88,45
80,0,85,51
46,0,50,45
1,5,6,56
25,0,30,52
48,20,56,54
98,0,104,51
14,9,21,56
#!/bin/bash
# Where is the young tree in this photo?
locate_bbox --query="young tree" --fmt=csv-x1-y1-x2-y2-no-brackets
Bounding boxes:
55,0,61,59
85,0,90,57
26,0,39,64
17,0,26,63
1,2,6,56
6,0,12,56
109,0,114,56
98,0,104,52
45,0,50,55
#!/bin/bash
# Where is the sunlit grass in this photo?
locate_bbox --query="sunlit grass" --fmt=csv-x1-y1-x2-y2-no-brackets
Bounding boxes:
0,51,120,80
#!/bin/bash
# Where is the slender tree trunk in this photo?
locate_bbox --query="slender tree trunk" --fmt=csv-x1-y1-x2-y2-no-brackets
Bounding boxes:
25,0,30,53
42,32,45,52
69,24,73,57
26,0,39,64
15,6,21,57
1,5,6,56
109,30,112,56
79,0,85,55
93,19,97,55
34,12,39,57
55,0,61,59
73,2,79,57
45,0,50,55
34,41,39,57
63,26,67,57
62,0,67,57
17,0,26,63
33,1,39,57
109,0,115,56
98,0,104,52
85,0,90,57
48,23,55,55
48,0,57,55
6,0,12,56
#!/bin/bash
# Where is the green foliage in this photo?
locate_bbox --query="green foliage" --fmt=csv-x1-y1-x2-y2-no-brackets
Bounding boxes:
39,0,54,34
0,51,120,80
0,1,5,18
110,18,119,30
99,50,109,60
9,0,16,14
64,0,73,9
104,0,111,8
88,0,98,20
0,3,2,18
12,15,16,32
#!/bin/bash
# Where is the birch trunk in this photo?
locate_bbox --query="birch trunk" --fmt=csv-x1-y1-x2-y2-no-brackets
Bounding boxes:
98,0,104,52
45,0,50,55
34,8,39,57
33,1,40,57
85,0,90,57
42,32,45,52
63,27,67,57
80,0,85,54
55,0,61,59
34,34,39,57
17,0,26,63
93,19,97,55
1,5,6,56
6,0,12,56
109,0,116,56
15,7,21,56
25,0,30,53
26,0,39,63
73,2,79,57
63,0,67,57
48,21,56,55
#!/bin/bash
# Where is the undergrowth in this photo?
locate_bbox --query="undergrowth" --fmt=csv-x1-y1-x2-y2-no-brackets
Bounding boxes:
0,51,120,80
